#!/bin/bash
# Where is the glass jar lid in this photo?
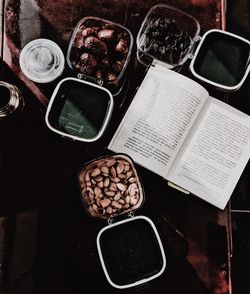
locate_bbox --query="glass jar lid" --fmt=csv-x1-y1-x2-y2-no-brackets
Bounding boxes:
19,38,65,83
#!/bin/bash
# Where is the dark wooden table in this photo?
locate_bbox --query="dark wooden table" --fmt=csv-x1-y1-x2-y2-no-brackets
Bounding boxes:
0,1,233,294
225,1,250,294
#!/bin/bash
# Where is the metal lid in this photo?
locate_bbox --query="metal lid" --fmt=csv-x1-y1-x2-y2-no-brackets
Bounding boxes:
96,215,166,289
19,38,65,83
190,29,250,92
45,77,114,142
0,81,23,119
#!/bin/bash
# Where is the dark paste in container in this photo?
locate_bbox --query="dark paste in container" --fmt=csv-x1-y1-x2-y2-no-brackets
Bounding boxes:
47,79,111,140
193,31,250,87
99,218,164,286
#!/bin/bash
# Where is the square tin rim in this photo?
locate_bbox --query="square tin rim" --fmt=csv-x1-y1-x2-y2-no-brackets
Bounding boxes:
190,29,250,91
96,215,166,289
78,153,145,219
45,77,114,142
66,16,134,84
136,3,201,69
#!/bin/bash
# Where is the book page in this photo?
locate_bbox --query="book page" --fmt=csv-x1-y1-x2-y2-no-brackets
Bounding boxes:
109,63,208,177
168,97,250,209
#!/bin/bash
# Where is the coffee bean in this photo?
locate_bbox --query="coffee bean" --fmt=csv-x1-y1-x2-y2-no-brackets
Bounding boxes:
70,21,130,82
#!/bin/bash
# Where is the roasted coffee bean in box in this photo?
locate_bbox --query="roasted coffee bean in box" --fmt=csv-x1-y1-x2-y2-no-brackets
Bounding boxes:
67,17,133,86
78,154,144,219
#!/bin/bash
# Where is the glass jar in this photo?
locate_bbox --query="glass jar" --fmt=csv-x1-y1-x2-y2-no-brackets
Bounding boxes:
0,81,24,120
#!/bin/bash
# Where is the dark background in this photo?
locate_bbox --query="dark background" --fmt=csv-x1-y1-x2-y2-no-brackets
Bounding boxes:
227,1,250,294
0,0,250,293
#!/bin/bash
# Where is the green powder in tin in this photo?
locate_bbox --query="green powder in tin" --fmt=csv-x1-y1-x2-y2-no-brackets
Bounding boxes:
0,85,10,108
58,99,98,139
48,80,110,140
99,218,164,286
193,31,250,87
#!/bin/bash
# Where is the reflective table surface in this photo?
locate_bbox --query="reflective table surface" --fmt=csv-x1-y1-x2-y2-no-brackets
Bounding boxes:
0,1,233,293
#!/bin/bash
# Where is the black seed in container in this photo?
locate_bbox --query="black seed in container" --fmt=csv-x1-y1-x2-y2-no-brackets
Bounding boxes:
159,46,166,56
152,31,160,38
168,19,177,33
153,43,159,54
141,16,191,65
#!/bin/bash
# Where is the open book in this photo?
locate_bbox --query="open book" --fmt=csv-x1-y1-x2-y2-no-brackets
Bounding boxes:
108,62,250,209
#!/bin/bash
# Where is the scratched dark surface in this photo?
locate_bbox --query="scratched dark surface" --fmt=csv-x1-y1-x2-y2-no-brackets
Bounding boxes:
0,1,233,294
226,1,250,294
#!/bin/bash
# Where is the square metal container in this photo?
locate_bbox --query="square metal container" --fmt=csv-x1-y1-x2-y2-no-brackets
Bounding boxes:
190,29,250,91
45,77,114,142
97,215,166,289
78,153,166,288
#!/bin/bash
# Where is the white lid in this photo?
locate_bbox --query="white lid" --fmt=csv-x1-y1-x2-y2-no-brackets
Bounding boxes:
190,29,250,91
19,38,65,83
96,215,166,289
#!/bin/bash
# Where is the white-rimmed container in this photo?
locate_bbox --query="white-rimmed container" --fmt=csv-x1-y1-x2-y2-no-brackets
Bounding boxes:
137,4,250,92
97,215,166,289
45,77,114,142
78,153,166,289
190,29,250,92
